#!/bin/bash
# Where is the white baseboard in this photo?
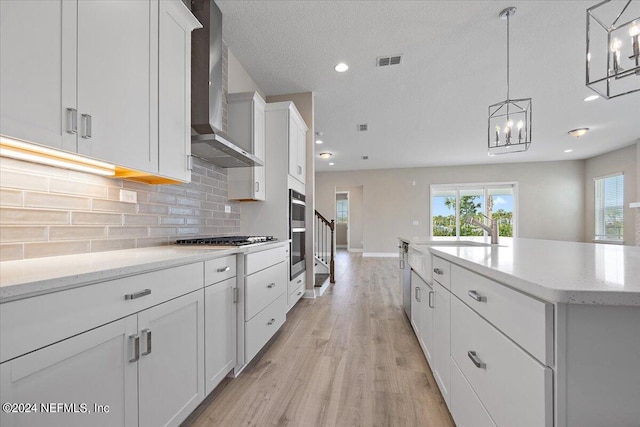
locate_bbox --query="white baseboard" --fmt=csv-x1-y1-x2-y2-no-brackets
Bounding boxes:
362,252,399,258
303,289,316,299
315,279,331,297
348,248,363,253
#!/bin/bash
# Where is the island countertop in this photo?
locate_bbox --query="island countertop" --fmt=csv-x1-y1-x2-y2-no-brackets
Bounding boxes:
423,238,640,306
0,241,289,303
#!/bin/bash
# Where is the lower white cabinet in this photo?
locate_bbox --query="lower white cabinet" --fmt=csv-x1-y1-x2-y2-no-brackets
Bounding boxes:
410,270,434,363
204,277,237,395
449,357,496,427
137,290,205,427
432,280,451,406
0,290,204,427
0,316,138,427
245,293,287,362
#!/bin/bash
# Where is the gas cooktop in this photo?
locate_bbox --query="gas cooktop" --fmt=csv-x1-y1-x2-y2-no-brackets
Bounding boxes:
175,236,276,246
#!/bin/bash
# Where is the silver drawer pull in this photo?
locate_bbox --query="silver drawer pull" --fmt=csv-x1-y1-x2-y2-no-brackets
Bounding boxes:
217,266,230,273
66,108,77,134
468,351,486,369
297,291,302,296
433,268,444,275
468,290,487,302
81,113,92,139
125,289,151,300
129,334,140,363
428,291,434,308
141,329,152,356
267,282,276,288
297,279,302,284
267,318,276,325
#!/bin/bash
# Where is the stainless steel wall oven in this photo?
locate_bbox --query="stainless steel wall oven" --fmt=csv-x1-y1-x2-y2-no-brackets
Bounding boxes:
289,189,306,279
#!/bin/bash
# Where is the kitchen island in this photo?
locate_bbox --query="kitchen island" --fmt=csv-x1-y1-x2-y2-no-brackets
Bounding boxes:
407,238,640,427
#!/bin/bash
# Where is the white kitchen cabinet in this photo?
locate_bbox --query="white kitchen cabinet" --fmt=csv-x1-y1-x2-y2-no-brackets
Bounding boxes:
228,92,267,201
432,280,451,406
204,277,237,395
288,112,307,185
0,0,77,153
0,316,138,427
138,290,205,427
410,270,434,363
158,0,202,182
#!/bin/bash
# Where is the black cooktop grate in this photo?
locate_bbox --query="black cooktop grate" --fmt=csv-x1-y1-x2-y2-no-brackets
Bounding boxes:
175,236,275,246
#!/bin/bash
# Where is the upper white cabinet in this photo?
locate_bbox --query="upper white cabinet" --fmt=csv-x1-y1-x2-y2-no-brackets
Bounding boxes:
288,112,307,185
76,0,158,172
0,0,200,183
227,92,266,201
0,0,77,153
158,0,202,182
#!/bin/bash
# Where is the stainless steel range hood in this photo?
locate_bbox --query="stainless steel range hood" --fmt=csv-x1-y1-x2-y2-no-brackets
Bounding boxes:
190,0,262,168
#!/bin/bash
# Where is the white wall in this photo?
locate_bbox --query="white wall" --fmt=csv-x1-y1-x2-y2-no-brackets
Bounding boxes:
584,143,638,245
227,49,266,99
316,160,585,255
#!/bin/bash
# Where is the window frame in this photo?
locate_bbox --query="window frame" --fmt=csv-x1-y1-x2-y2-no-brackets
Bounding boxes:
593,172,624,244
429,182,519,238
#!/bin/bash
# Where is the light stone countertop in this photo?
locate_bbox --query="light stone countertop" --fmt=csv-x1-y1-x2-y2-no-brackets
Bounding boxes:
422,238,640,306
0,241,289,303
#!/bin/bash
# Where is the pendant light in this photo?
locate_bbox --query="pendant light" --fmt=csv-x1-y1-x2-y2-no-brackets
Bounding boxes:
586,0,640,99
488,7,532,155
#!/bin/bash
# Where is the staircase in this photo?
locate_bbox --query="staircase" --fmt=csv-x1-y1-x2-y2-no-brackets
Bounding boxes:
314,210,335,285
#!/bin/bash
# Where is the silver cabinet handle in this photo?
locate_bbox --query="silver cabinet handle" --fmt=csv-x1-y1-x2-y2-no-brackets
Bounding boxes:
267,282,276,288
233,287,239,303
267,318,276,325
297,291,302,296
428,291,434,308
217,266,230,273
81,114,92,139
66,108,77,134
297,279,302,284
255,181,259,192
468,290,487,302
400,259,405,269
468,351,486,369
141,329,152,356
129,334,140,363
433,268,443,275
297,165,302,175
415,286,421,302
125,289,151,300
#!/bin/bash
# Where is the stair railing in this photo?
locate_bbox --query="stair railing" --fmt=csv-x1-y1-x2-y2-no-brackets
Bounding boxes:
314,210,335,283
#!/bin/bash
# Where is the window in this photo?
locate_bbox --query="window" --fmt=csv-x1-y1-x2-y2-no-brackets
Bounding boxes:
431,183,517,238
594,174,624,242
336,199,348,223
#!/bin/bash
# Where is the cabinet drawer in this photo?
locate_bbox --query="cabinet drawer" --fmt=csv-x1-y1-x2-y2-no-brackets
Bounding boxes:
245,261,287,321
245,245,287,275
450,356,496,427
1,262,203,363
432,256,451,289
288,283,305,311
451,297,552,427
451,265,553,365
288,274,305,295
204,255,236,285
245,293,286,363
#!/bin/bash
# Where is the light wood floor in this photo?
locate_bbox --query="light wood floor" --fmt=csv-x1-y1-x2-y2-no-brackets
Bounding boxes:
182,251,455,427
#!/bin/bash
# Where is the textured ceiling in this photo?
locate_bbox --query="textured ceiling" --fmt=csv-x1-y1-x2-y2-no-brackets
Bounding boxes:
217,0,640,172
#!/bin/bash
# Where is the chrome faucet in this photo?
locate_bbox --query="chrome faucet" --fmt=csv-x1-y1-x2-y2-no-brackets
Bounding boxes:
465,214,499,244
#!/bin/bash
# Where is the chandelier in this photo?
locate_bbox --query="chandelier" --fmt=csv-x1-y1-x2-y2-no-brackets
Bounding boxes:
488,7,532,155
586,0,640,99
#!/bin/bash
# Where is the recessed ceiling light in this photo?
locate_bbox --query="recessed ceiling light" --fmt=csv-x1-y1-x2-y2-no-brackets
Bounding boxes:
315,139,323,144
334,63,349,72
329,162,335,166
319,152,332,159
564,149,573,153
568,128,589,137
584,95,599,102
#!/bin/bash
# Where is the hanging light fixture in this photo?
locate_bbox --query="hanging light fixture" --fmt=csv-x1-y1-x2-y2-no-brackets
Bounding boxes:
586,0,640,99
488,7,532,155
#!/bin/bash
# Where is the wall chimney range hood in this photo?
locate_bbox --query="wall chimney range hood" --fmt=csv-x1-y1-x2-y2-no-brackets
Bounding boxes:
190,0,262,168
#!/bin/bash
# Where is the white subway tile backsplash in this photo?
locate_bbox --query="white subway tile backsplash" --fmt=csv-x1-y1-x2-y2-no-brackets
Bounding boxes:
0,157,239,261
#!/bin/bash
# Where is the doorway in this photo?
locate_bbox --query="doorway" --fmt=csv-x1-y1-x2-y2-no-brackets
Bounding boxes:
335,192,349,250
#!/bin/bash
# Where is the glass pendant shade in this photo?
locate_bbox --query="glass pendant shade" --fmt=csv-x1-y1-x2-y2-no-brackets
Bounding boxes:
586,0,640,99
488,98,532,154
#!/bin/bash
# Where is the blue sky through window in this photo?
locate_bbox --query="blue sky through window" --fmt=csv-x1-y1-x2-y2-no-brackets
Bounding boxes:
432,195,513,216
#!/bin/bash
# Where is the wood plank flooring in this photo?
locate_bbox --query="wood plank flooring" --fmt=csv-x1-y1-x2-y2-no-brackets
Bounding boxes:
182,251,455,427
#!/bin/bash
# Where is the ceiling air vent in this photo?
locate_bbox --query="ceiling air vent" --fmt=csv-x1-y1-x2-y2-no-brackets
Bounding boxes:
358,124,368,132
377,55,403,67
362,156,369,160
